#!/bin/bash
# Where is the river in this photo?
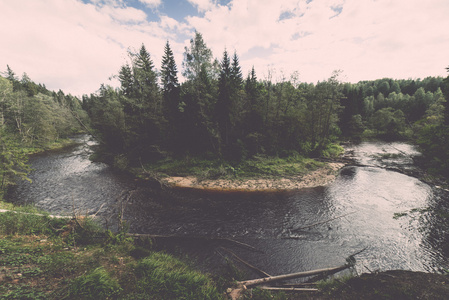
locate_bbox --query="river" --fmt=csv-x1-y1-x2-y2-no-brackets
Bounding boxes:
7,136,449,277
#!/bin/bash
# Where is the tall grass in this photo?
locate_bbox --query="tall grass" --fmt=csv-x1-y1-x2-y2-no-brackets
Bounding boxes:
0,205,67,236
66,267,122,300
132,252,221,300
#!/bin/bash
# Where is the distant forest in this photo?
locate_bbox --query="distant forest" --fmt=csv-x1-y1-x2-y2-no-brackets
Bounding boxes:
2,31,449,191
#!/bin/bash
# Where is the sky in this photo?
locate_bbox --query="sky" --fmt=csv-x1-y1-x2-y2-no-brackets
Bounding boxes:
1,0,448,96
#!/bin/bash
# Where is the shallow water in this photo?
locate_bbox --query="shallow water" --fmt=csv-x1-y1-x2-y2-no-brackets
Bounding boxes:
8,138,449,276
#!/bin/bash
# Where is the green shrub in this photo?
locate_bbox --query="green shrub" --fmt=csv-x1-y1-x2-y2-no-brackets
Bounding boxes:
66,267,122,300
133,252,220,300
321,143,344,158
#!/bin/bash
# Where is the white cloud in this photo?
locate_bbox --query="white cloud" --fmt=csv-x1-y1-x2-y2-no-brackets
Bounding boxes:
0,0,448,97
186,0,449,82
187,0,215,12
0,0,187,96
99,4,148,23
138,0,162,8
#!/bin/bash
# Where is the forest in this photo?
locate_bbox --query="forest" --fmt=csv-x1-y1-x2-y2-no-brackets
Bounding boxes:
1,31,449,198
0,66,88,198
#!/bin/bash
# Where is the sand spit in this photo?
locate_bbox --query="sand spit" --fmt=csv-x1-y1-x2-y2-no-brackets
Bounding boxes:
164,162,344,192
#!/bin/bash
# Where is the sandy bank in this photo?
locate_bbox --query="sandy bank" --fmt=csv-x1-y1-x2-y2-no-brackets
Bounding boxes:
164,162,345,192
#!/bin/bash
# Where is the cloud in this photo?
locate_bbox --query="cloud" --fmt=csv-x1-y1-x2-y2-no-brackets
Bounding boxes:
1,0,448,97
187,0,215,12
138,0,162,8
0,0,187,96
186,0,449,82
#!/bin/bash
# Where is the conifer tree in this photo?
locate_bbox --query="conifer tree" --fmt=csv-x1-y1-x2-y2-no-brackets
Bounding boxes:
118,64,133,97
161,41,181,149
215,49,232,148
231,51,243,91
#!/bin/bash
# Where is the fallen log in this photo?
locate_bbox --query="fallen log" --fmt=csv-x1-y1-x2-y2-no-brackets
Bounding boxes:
238,264,349,288
228,264,349,300
259,286,319,292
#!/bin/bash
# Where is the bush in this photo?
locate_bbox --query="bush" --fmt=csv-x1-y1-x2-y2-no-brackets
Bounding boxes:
133,252,220,300
321,143,344,158
0,206,66,236
66,267,122,300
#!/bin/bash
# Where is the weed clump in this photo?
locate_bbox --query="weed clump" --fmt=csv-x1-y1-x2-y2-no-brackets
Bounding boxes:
132,252,220,300
66,267,122,300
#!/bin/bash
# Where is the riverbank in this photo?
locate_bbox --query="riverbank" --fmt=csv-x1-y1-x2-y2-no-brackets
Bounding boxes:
163,162,344,191
2,203,448,299
137,154,345,192
0,203,221,299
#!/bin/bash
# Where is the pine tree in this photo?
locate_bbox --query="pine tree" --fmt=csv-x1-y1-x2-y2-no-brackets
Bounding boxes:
161,41,181,150
118,64,133,97
161,41,179,97
5,65,19,92
230,51,243,91
215,49,232,148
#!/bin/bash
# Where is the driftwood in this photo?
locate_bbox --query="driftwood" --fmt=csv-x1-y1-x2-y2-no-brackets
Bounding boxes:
228,264,349,300
227,247,367,299
219,247,271,278
238,264,349,288
259,286,319,292
291,211,356,232
0,208,71,219
126,233,261,252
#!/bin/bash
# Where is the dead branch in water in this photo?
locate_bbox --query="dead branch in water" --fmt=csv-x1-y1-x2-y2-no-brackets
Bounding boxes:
227,247,367,299
238,264,349,288
228,264,349,300
219,247,271,278
126,233,261,252
259,286,319,292
291,211,356,232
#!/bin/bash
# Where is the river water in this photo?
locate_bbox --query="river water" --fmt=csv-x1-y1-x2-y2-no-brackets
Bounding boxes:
7,137,449,277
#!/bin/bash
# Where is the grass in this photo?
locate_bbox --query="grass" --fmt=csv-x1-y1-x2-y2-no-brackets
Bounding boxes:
0,201,222,300
140,153,326,182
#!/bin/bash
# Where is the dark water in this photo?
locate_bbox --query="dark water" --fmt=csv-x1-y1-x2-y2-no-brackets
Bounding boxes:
7,137,449,276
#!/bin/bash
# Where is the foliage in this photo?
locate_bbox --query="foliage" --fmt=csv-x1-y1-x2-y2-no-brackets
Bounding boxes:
66,267,122,300
132,252,220,300
413,67,449,177
0,70,87,197
144,153,325,181
85,32,349,167
0,202,222,300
